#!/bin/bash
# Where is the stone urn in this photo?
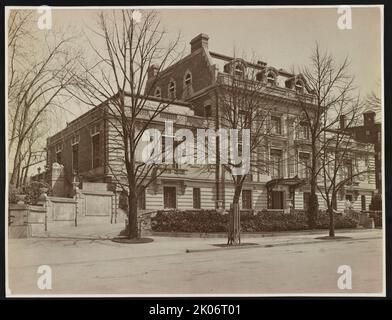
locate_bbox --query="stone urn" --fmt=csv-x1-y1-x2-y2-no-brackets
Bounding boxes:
15,194,26,205
37,187,49,206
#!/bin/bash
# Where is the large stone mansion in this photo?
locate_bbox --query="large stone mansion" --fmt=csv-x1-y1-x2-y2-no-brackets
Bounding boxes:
43,33,376,214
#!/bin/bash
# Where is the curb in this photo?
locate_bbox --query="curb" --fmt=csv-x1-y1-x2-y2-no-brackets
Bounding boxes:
152,228,381,239
185,236,382,253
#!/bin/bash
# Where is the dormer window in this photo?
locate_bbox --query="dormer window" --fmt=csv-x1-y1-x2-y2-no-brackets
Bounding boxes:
295,80,304,94
234,64,244,78
154,87,161,98
256,71,264,82
168,80,176,99
266,71,276,86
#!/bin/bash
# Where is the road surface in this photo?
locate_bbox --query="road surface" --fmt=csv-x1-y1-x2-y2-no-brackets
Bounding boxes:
7,231,384,296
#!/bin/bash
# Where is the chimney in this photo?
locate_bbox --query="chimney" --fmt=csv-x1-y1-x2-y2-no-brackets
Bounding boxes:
339,115,346,129
190,33,209,53
147,64,159,79
363,111,375,127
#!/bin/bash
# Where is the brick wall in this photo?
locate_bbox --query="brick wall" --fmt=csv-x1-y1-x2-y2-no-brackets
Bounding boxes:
47,107,106,195
145,48,215,103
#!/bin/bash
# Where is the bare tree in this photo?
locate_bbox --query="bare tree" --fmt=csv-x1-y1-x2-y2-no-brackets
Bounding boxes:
7,10,80,188
296,44,355,229
318,98,373,237
215,59,277,245
70,10,182,239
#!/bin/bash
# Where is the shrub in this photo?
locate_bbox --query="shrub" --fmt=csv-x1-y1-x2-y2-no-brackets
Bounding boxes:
23,181,51,205
151,209,359,233
8,186,20,204
369,211,382,227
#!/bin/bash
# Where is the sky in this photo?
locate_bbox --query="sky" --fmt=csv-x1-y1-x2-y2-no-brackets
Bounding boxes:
12,6,384,126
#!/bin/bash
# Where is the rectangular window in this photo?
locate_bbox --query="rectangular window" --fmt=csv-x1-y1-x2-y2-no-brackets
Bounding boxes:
193,188,201,209
361,195,366,212
344,160,353,184
298,121,310,139
164,186,177,209
72,144,79,173
92,133,100,168
56,151,62,164
55,144,63,164
161,134,176,165
298,152,310,180
271,116,282,135
303,192,310,211
270,149,283,179
242,190,252,209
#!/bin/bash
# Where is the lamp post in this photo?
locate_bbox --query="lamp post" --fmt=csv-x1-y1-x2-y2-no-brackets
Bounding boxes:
72,171,80,227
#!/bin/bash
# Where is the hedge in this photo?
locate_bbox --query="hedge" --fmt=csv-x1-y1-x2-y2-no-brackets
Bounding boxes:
151,209,359,233
369,211,382,228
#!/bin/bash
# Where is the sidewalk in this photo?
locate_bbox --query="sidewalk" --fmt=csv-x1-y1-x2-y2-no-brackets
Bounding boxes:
8,226,383,280
11,223,383,261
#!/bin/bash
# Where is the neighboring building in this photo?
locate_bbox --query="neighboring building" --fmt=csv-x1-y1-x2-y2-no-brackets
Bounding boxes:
346,110,382,193
45,33,377,213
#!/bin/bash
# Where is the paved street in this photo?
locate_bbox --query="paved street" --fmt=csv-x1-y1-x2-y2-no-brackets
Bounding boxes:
7,229,384,296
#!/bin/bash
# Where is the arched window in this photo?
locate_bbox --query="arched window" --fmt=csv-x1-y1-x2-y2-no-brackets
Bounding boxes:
184,72,192,86
183,72,193,98
295,80,304,94
168,80,176,99
154,87,161,98
266,71,276,86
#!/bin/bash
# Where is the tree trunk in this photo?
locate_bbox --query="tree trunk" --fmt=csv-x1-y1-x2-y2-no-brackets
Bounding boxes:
328,207,335,237
127,189,138,239
308,191,319,229
307,139,319,229
10,141,23,187
328,193,336,237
